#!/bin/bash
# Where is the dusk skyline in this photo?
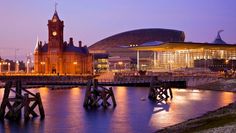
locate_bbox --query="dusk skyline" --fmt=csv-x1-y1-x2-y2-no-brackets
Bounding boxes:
0,0,235,60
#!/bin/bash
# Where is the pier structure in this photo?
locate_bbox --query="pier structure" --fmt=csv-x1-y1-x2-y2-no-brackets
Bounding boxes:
148,76,173,102
0,80,45,120
83,79,116,109
0,75,187,88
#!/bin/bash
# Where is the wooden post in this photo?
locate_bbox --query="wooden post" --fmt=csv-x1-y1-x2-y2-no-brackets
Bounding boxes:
83,80,92,107
101,88,108,108
93,79,98,90
0,81,12,120
168,86,173,99
24,94,30,120
14,80,22,119
36,93,45,119
109,87,116,107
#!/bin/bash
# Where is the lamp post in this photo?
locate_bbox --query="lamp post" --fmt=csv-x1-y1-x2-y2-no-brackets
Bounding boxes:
8,63,10,73
15,60,19,73
27,61,30,74
0,63,2,74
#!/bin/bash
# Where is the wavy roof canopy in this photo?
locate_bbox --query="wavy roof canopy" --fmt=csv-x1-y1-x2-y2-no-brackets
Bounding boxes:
89,28,185,50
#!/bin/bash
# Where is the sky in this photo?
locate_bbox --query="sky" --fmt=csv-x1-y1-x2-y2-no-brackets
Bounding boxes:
0,0,236,61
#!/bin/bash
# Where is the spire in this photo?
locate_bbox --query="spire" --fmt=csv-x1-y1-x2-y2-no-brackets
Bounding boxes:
34,36,39,52
55,1,58,12
213,30,226,44
52,2,60,21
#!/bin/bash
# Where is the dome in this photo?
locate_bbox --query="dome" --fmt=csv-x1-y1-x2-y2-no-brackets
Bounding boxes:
89,28,185,51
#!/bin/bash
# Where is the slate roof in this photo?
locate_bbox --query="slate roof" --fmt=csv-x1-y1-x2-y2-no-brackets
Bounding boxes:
64,42,89,54
36,42,89,54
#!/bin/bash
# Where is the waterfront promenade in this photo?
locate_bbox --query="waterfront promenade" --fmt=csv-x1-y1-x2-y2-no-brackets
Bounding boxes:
0,70,231,90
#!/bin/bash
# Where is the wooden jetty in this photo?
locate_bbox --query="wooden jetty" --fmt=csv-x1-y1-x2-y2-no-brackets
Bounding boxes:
0,75,186,88
83,79,116,109
148,76,173,102
0,80,45,120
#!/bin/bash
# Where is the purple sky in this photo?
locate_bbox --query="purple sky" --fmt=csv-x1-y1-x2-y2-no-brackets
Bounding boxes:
0,0,235,60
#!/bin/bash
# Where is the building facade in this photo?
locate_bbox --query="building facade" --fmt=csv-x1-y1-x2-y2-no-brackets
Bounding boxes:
131,32,236,71
34,10,93,75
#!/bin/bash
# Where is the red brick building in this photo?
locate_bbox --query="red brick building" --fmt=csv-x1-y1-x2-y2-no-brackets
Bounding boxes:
34,10,92,75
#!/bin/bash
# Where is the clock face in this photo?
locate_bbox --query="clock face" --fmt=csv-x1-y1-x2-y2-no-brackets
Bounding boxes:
52,31,57,36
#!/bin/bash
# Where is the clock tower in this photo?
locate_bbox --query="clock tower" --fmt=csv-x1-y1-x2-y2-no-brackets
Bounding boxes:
47,10,64,74
48,10,64,53
34,7,93,75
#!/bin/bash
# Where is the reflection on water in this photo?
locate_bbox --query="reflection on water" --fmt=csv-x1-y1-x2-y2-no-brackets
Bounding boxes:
0,87,236,133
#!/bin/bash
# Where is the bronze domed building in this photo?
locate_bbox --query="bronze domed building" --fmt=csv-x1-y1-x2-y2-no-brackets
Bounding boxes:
89,28,185,71
89,28,185,58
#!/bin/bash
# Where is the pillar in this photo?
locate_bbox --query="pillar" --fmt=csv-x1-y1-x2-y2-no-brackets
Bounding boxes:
26,61,30,73
8,63,10,73
15,61,19,73
137,50,140,70
154,52,157,68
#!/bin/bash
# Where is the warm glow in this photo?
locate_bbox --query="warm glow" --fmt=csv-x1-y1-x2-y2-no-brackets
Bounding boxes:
225,59,229,64
52,18,57,22
40,62,45,65
73,62,77,65
118,61,123,65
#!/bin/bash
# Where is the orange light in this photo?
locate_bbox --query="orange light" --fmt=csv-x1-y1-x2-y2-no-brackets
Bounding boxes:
118,61,123,65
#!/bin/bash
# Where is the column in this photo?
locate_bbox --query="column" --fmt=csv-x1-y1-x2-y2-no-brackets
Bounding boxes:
153,51,157,68
8,63,10,73
137,50,140,70
26,61,30,73
15,61,19,73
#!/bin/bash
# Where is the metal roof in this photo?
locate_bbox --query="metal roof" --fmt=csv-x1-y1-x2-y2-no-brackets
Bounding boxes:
130,42,236,51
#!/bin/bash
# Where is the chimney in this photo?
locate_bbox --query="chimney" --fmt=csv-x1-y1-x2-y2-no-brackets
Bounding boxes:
79,41,82,47
69,37,74,44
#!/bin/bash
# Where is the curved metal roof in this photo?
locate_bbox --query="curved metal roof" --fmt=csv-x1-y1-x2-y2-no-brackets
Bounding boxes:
89,28,185,51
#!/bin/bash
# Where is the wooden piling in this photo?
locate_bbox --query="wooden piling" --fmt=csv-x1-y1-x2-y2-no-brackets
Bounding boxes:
83,79,117,109
24,94,30,120
0,81,12,120
149,76,173,102
36,93,45,119
109,87,117,107
0,80,45,121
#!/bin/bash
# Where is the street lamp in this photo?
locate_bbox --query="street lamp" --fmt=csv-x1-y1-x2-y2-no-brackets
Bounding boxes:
15,60,19,73
8,63,10,73
0,63,2,73
27,61,30,74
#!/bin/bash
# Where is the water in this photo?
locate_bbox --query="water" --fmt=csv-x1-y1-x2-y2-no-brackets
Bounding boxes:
0,87,236,133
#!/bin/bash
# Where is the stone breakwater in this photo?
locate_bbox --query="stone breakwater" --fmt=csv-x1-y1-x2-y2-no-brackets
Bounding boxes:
194,79,236,92
156,101,236,133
